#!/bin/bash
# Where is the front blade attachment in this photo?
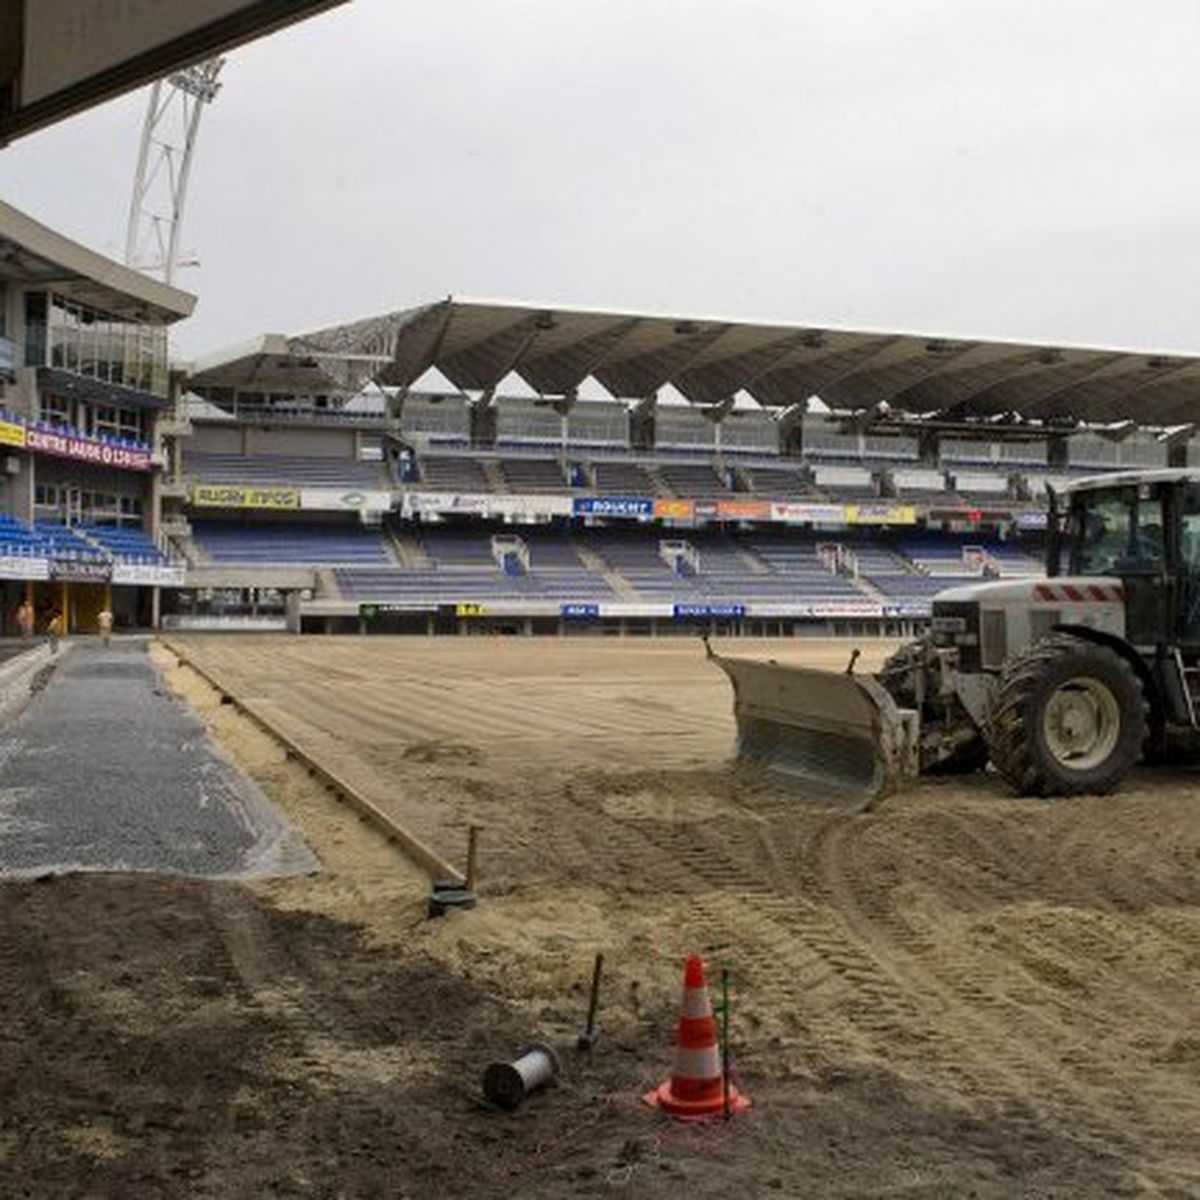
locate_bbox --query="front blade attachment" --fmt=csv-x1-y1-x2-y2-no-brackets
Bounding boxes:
708,648,918,811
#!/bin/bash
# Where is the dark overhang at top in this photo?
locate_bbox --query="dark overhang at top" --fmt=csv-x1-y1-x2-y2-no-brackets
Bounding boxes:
195,297,1200,426
0,0,349,145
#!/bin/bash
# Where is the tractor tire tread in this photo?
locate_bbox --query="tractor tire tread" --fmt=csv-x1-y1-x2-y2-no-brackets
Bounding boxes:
984,632,1146,797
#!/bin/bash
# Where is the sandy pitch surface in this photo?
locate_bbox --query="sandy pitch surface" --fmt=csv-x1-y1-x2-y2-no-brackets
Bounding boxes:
164,634,1200,1192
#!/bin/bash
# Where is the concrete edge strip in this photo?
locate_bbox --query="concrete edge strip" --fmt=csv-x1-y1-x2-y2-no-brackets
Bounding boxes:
158,638,463,885
0,642,56,718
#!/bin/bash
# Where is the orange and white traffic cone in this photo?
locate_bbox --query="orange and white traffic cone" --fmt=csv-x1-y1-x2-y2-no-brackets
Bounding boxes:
644,955,751,1120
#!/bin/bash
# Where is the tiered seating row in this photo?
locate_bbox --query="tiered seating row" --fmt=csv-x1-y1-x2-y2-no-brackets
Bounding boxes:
192,521,390,565
0,515,51,559
78,525,169,565
187,454,384,487
0,516,169,564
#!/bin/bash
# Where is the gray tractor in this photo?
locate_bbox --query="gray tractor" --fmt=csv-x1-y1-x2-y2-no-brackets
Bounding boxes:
710,469,1200,805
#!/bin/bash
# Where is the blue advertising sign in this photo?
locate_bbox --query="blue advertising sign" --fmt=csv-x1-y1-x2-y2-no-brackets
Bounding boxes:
561,603,600,619
673,603,747,619
572,496,654,518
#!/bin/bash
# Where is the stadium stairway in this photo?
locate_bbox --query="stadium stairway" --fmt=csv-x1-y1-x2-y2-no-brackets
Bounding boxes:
575,542,640,601
315,566,342,599
849,572,890,603
169,533,206,565
644,463,672,498
731,539,772,576
387,528,430,568
483,460,508,494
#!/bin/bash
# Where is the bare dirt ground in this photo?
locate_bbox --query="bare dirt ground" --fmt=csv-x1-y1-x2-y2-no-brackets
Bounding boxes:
4,634,1200,1197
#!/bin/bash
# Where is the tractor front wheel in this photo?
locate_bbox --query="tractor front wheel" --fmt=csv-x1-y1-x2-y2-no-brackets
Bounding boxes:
985,633,1146,797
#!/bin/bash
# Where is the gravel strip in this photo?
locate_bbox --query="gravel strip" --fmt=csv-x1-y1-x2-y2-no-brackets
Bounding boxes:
0,639,318,878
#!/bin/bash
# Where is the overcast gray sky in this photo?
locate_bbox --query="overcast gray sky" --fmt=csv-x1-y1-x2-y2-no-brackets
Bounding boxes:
1,0,1199,359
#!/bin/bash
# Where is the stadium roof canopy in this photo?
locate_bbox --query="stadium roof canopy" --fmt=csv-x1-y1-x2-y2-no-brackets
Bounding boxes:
191,297,1200,426
0,199,194,323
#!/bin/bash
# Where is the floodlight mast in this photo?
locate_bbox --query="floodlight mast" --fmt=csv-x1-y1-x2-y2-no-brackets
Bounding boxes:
124,58,224,286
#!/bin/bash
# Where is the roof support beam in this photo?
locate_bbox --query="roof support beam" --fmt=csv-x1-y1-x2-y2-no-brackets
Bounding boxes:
596,324,729,399
674,332,809,405
518,316,641,396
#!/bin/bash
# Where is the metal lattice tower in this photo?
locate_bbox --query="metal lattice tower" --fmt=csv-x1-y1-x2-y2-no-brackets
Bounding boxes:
124,58,224,285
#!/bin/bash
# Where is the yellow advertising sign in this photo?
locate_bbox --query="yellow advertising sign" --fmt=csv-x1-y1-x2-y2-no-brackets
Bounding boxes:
455,602,487,618
0,419,27,449
653,499,694,520
191,484,300,510
844,503,917,526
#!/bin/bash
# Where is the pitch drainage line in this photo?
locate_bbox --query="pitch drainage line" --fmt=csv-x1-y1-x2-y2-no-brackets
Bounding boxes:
160,639,464,885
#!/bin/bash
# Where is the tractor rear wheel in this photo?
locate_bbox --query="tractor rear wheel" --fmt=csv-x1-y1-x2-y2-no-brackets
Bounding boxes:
985,633,1146,797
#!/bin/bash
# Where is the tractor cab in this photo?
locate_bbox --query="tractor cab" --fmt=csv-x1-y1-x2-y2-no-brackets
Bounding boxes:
1057,470,1200,652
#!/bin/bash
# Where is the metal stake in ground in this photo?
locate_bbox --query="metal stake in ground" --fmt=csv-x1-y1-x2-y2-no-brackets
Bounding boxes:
426,824,482,917
466,823,481,893
576,952,604,1051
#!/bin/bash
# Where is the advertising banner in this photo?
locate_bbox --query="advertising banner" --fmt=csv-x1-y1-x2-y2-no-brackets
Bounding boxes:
560,602,600,619
882,602,933,618
48,559,112,583
927,505,1010,526
755,600,886,618
815,600,887,616
0,418,26,449
299,488,392,514
673,602,747,619
26,427,153,472
572,496,654,518
0,556,48,581
407,491,492,516
844,503,917,526
769,502,846,524
161,614,289,632
1013,510,1049,530
653,499,695,520
359,602,436,619
110,563,186,587
454,602,488,618
191,484,301,510
489,493,574,518
716,499,771,521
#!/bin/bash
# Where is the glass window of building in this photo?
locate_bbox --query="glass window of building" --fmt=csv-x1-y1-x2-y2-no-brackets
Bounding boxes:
93,403,143,442
40,395,73,427
40,292,169,397
24,292,47,366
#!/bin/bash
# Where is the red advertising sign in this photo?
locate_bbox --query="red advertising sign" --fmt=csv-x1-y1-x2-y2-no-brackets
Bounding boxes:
25,428,153,472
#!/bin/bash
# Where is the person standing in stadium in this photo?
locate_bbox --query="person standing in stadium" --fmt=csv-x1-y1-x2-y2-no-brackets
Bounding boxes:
15,598,33,641
46,609,64,654
97,606,114,648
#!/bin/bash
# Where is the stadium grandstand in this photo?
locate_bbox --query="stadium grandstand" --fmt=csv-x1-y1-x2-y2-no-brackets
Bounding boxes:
153,297,1200,636
0,199,192,635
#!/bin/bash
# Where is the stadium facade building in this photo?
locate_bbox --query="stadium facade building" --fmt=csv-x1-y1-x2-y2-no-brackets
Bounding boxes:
170,299,1200,637
0,200,194,634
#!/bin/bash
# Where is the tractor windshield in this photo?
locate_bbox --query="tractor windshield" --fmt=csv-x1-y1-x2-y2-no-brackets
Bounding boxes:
1067,484,1164,577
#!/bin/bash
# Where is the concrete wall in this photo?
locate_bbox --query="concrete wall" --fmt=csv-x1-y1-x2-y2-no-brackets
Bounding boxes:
189,422,358,459
242,426,356,457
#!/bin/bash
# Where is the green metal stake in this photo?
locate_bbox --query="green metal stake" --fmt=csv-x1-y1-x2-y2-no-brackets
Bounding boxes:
721,967,731,1119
